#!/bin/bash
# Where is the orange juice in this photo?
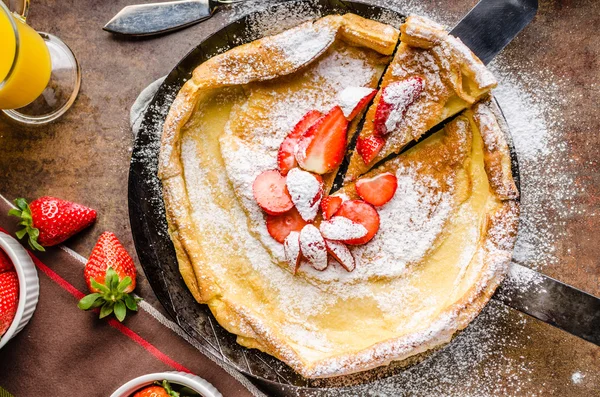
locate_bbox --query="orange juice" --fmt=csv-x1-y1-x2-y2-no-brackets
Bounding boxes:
0,11,52,109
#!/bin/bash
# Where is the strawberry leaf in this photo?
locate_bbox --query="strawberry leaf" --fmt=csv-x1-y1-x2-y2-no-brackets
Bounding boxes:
162,380,180,397
91,298,105,308
7,209,22,217
106,267,119,290
9,198,45,252
114,301,126,322
14,198,28,211
90,278,110,294
99,302,114,319
78,293,102,310
117,276,132,293
124,294,138,311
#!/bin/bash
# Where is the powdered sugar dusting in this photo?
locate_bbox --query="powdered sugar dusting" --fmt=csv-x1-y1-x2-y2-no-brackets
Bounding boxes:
325,239,356,272
283,231,301,273
266,18,338,69
320,216,367,241
299,224,328,271
286,168,323,222
489,57,583,273
381,78,425,133
349,164,454,278
336,86,376,118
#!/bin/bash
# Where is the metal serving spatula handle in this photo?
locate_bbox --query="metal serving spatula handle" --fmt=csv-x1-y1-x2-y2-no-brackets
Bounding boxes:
103,0,246,36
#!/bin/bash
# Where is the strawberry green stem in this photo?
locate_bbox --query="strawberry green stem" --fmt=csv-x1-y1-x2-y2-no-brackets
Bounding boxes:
78,267,141,322
8,198,45,251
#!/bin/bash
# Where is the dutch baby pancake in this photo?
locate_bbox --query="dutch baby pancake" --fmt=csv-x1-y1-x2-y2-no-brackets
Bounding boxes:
158,13,519,378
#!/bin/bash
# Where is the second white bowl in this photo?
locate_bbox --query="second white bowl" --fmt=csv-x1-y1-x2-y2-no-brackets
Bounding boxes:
110,371,223,397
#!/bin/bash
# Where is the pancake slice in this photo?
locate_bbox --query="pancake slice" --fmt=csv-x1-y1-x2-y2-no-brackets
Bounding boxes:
344,15,497,181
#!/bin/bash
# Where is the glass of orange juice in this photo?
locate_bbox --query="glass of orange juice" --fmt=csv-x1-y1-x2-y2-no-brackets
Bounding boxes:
0,0,81,124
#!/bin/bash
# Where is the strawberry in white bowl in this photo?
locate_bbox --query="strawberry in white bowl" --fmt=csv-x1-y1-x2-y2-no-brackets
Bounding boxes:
0,232,39,349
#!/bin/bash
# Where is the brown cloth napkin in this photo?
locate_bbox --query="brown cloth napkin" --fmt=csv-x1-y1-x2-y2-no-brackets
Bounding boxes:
0,196,261,397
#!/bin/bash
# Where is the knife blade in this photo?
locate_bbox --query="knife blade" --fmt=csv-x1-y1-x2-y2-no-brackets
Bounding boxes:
450,0,538,64
494,263,600,346
104,0,234,36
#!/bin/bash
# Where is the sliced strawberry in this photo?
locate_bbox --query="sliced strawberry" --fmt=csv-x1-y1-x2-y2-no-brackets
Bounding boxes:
283,231,302,274
356,135,386,165
277,110,323,175
0,249,14,273
299,224,328,271
374,76,424,136
252,170,293,215
335,200,380,245
320,196,343,220
266,208,307,243
337,87,377,120
325,240,356,272
356,172,398,206
295,106,348,174
286,168,323,222
320,216,368,241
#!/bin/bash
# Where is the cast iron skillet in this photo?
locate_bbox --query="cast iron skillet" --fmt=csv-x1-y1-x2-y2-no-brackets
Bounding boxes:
128,1,520,395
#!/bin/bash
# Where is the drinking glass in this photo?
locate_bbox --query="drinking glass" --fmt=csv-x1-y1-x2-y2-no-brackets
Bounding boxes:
0,0,81,124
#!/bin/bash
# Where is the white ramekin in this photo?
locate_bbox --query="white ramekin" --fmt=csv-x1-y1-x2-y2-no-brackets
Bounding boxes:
0,231,40,349
110,371,223,397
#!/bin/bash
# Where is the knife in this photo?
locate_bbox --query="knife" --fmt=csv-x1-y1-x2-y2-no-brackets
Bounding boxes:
103,0,246,36
495,263,600,346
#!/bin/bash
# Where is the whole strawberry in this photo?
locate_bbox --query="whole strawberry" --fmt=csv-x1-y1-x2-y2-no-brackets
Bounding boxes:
78,232,140,322
0,249,14,273
0,271,19,337
134,380,180,397
9,197,97,251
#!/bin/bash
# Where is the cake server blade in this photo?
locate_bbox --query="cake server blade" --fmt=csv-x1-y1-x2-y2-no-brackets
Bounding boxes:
450,0,538,64
104,0,243,36
493,263,600,346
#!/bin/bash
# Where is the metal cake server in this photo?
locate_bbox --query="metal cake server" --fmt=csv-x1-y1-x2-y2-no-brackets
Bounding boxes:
450,0,538,64
103,0,246,36
496,263,600,346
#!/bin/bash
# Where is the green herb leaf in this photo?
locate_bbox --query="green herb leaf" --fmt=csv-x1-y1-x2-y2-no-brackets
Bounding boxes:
78,293,102,310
